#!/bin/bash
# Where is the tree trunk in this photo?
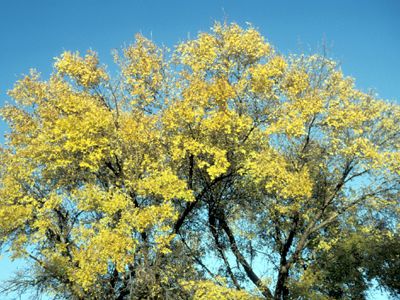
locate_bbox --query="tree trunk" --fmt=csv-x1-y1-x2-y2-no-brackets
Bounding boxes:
274,215,298,299
274,265,290,300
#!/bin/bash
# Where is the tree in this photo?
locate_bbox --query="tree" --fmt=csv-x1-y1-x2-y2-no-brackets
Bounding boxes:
0,23,399,299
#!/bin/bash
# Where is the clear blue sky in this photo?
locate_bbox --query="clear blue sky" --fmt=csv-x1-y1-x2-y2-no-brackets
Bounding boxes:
0,0,398,299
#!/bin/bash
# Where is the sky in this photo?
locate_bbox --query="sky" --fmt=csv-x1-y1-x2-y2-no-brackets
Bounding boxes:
0,0,399,299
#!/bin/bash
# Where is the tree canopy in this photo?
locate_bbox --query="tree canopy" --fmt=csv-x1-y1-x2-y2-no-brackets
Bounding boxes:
0,23,399,299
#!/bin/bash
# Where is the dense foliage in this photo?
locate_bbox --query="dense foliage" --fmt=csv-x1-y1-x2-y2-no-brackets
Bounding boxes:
1,23,399,299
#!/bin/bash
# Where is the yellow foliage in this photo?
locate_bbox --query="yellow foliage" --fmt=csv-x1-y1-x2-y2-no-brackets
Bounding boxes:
117,34,164,108
0,22,399,299
181,279,258,300
55,50,108,87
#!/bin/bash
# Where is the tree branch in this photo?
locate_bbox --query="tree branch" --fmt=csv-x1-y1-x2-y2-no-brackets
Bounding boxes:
219,216,273,299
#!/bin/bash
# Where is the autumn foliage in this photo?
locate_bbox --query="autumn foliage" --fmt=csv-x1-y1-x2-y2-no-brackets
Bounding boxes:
1,23,399,299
